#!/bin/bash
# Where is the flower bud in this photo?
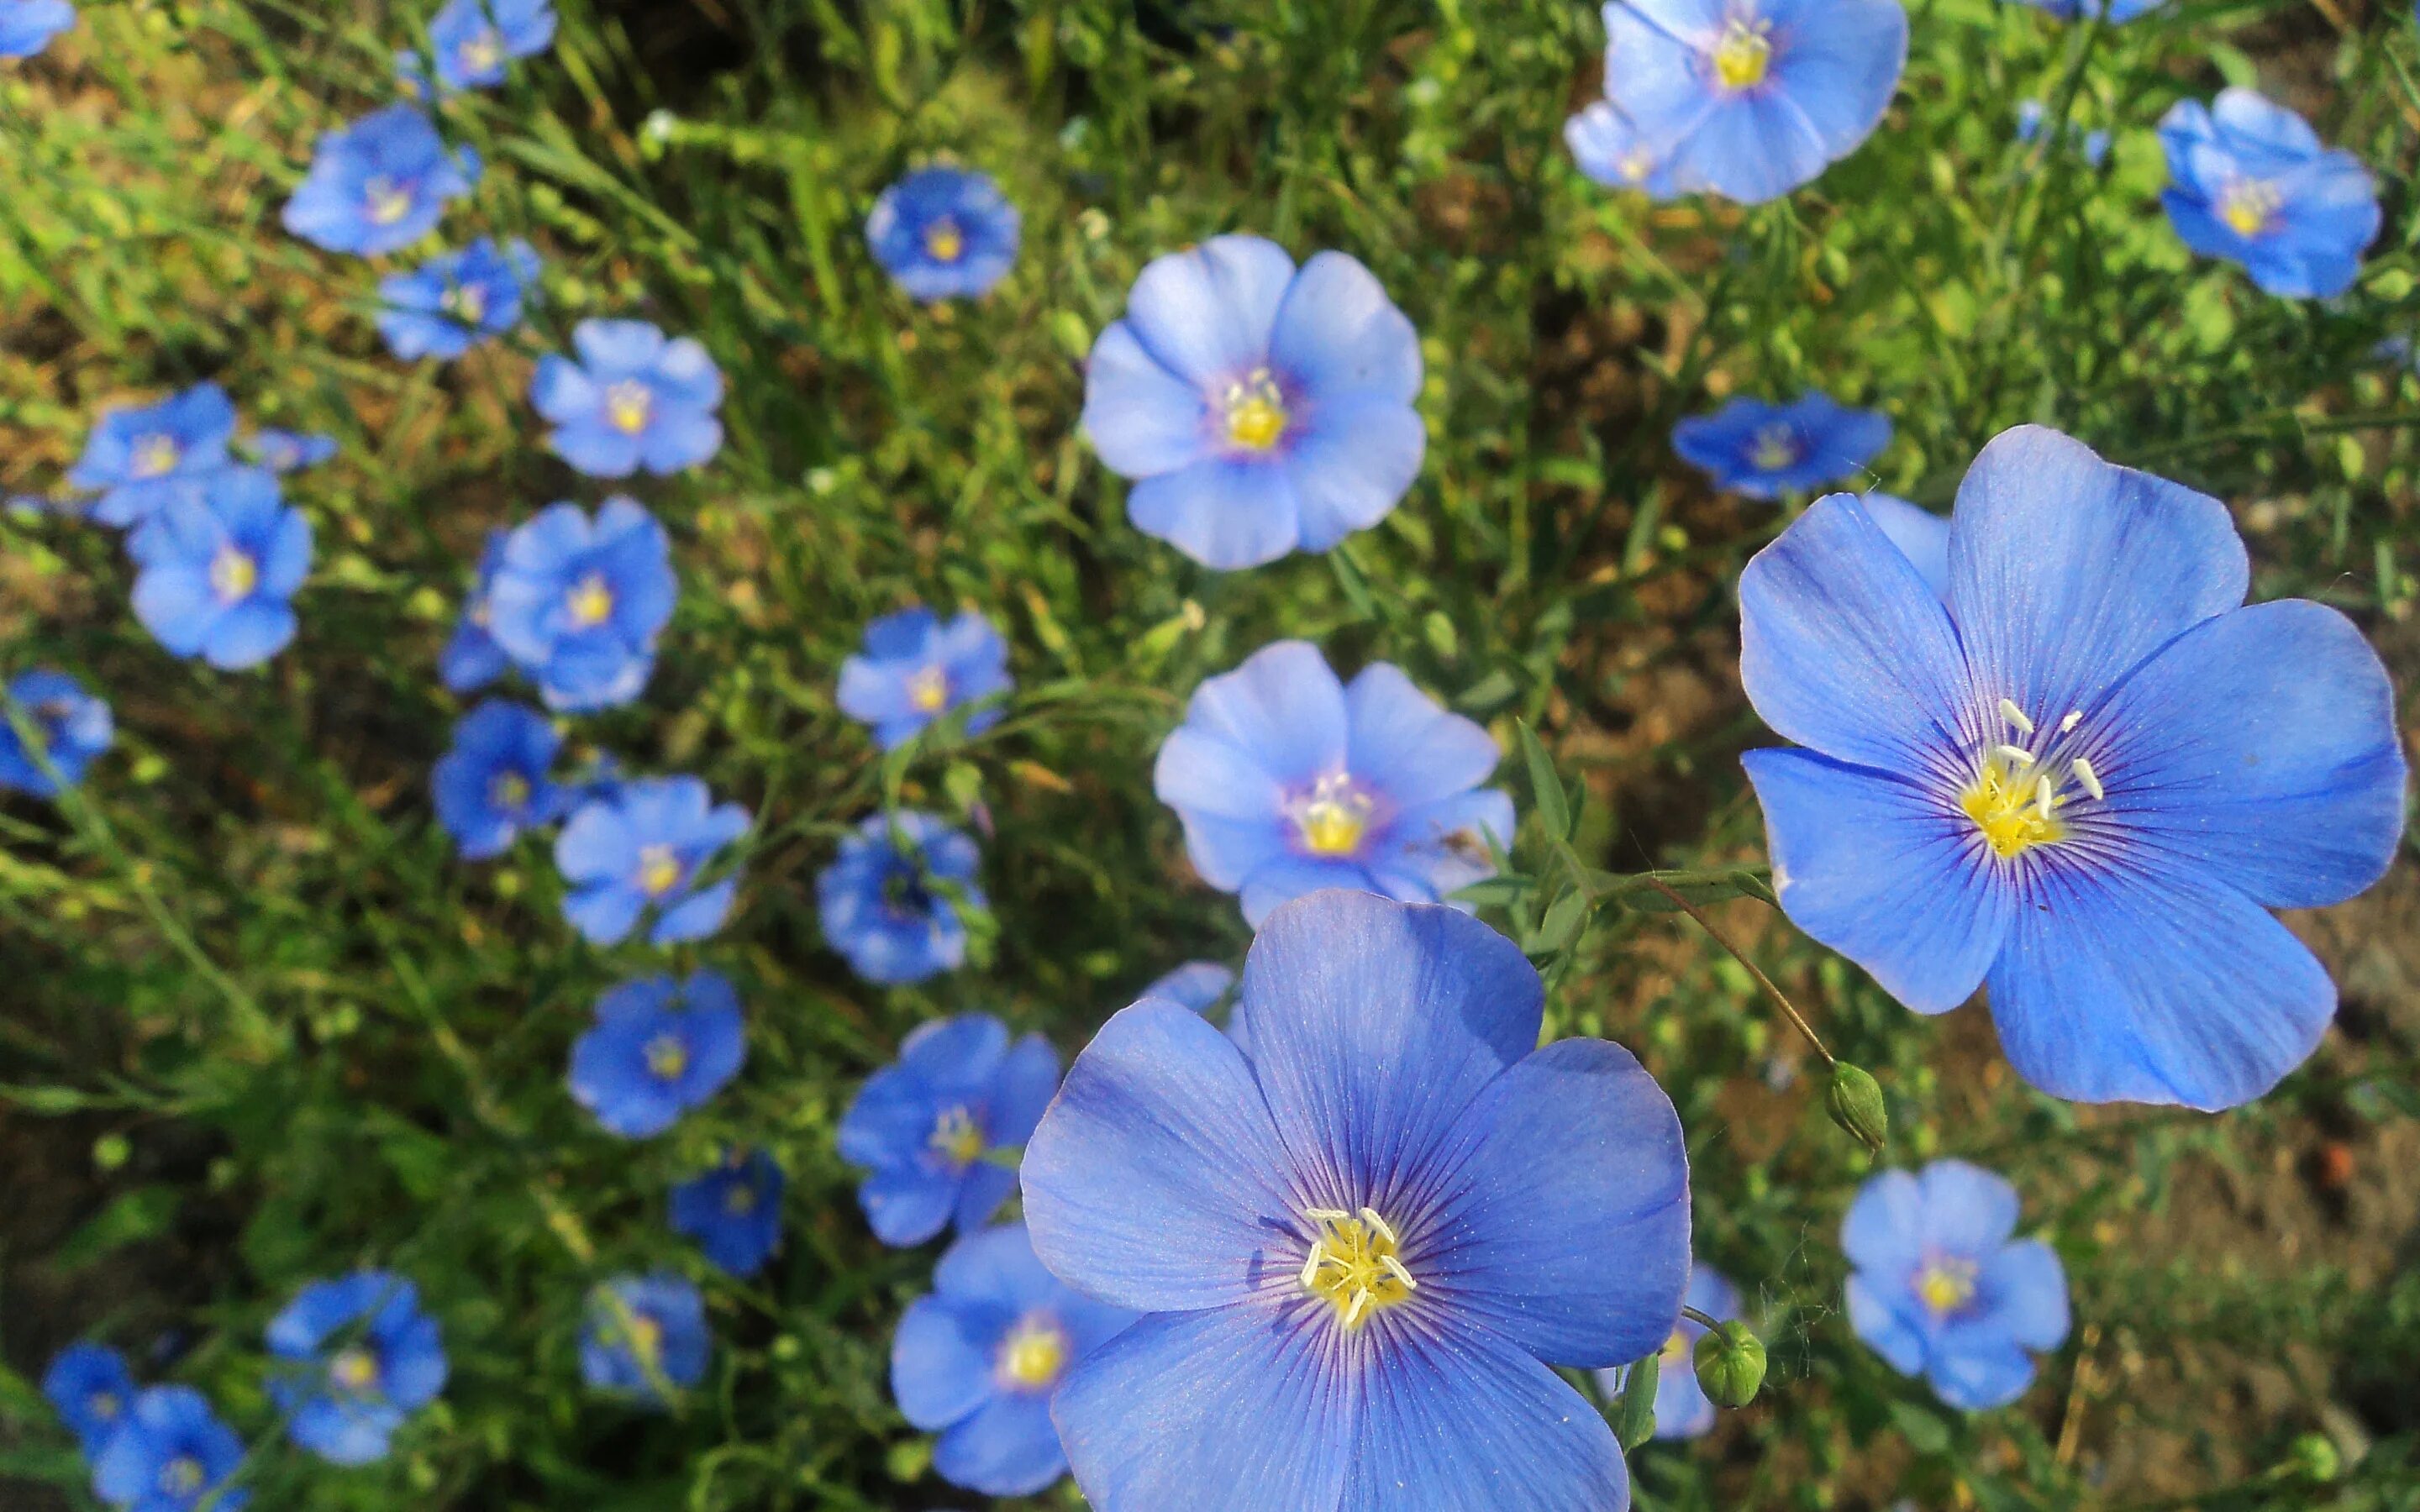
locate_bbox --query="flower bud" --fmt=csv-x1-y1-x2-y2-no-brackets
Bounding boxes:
1693,1321,1767,1410
1826,1063,1889,1153
2286,1432,2340,1483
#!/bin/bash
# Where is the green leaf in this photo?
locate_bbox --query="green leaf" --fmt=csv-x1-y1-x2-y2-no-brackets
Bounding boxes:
1890,1400,1954,1456
1518,722,1568,841
1614,1352,1660,1450
53,1186,179,1272
1524,890,1589,957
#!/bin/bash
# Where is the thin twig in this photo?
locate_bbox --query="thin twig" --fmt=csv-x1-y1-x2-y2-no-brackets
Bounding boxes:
1643,876,1834,1068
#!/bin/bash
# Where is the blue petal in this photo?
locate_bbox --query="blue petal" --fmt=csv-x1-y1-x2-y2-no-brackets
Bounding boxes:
892,1294,997,1431
861,1164,961,1247
1844,1273,1928,1375
1171,641,1349,790
1669,92,1833,205
1928,1338,2038,1411
1267,251,1422,407
1155,727,1289,823
1342,663,1499,811
1128,459,1301,570
1768,0,1907,157
1281,396,1424,551
1861,492,1949,600
203,601,299,670
1841,1168,1925,1277
1913,1158,2022,1256
934,1391,1067,1497
1120,235,1297,387
1239,855,1384,926
1983,1238,2070,1352
1174,811,1292,894
986,1032,1061,1148
1081,321,1209,479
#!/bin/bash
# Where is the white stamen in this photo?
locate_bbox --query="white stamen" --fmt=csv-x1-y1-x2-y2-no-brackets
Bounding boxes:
1342,1290,1370,1328
1360,1207,1398,1247
1997,699,2034,737
2059,710,2083,733
1994,744,2038,769
1299,1244,1326,1289
1379,1255,1418,1290
2033,777,2054,821
2072,757,2103,801
1303,1207,1349,1223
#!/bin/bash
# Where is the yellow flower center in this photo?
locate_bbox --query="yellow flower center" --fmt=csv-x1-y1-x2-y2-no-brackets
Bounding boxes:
1299,1206,1418,1331
364,175,415,227
1292,772,1374,858
330,1347,381,1392
2220,179,2280,238
1618,147,1658,185
906,665,950,714
929,1105,984,1168
1222,368,1289,452
923,218,965,263
565,574,614,627
997,1314,1071,1390
160,1457,206,1497
490,771,530,811
1712,19,1774,92
209,546,259,603
444,282,487,324
1749,423,1800,473
644,1032,689,1080
723,1182,757,1215
89,1391,119,1420
625,1312,663,1362
132,434,181,478
1916,1257,1979,1316
459,28,503,73
1961,699,2103,861
605,380,654,435
637,843,683,896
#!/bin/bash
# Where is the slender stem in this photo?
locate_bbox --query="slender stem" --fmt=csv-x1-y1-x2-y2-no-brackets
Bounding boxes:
1642,876,1833,1068
1681,1305,1726,1332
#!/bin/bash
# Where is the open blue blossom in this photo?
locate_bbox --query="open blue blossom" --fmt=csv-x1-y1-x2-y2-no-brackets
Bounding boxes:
1154,641,1512,927
817,811,985,984
555,777,747,946
1141,960,1234,1013
431,701,566,859
568,970,745,1137
90,1387,248,1512
1844,1160,2069,1410
1081,234,1424,570
2016,100,2110,169
376,238,540,360
2007,0,2164,19
1,669,112,797
895,1224,1137,1498
1596,1263,1741,1441
484,497,674,711
1594,0,1907,205
530,319,723,478
240,429,339,474
1740,426,2406,1110
867,166,1021,302
0,0,71,57
266,1271,449,1466
281,105,480,258
418,0,556,92
44,1342,134,1452
581,1273,708,1404
129,467,311,671
440,531,509,693
68,384,238,528
837,606,1013,750
838,1013,1058,1247
2159,89,2380,300
1023,890,1691,1512
1565,99,1679,197
671,1147,786,1276
1674,392,1891,501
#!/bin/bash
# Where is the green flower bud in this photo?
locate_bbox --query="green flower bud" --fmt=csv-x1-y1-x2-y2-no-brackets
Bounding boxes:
1693,1321,1767,1410
2286,1432,2340,1483
1827,1063,1889,1153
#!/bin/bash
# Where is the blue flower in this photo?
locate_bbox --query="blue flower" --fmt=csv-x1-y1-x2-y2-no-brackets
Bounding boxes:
1081,234,1425,570
1023,890,1692,1512
1596,1263,1742,1441
421,0,555,91
1153,641,1513,927
2158,89,2380,300
43,1342,135,1452
568,970,746,1137
866,166,1021,302
2015,100,2109,168
1673,392,1891,501
838,1013,1058,1247
281,105,480,258
439,530,510,693
530,319,723,478
815,811,986,984
836,606,1013,751
376,238,540,360
128,467,311,671
89,1386,248,1512
431,701,566,859
1,669,112,797
1844,1160,2069,1410
483,497,675,711
1859,492,1947,597
1565,99,1679,197
671,1147,786,1276
1140,960,1234,1013
1739,426,2407,1109
2007,0,2164,19
265,1271,449,1466
68,384,239,528
555,778,748,947
1593,0,1907,205
894,1224,1137,1497
0,0,72,58
581,1273,709,1404
240,429,339,474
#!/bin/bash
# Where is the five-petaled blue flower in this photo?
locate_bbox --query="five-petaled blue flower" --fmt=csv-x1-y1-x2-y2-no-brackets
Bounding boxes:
1,669,113,798
531,319,723,478
1592,0,1907,205
671,1147,786,1276
69,383,238,528
1673,392,1891,501
1081,234,1425,570
568,970,746,1137
1154,640,1513,927
816,811,986,984
376,238,541,360
1844,1159,2070,1411
893,1224,1137,1498
1140,960,1234,1013
266,1271,450,1466
1023,890,1692,1512
43,1342,135,1452
837,606,1013,751
1596,1262,1742,1441
555,777,748,946
240,429,339,474
866,166,1022,302
0,0,72,58
129,467,312,671
1740,425,2407,1110
418,0,555,92
484,496,675,711
281,105,480,258
581,1273,709,1404
431,700,566,859
440,530,510,693
838,1012,1059,1247
90,1386,249,1512
2158,88,2381,301
1565,99,1679,197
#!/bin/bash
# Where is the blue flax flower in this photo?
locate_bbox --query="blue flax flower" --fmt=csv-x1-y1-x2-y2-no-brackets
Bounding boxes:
838,1013,1058,1247
581,1273,708,1404
1141,960,1234,1013
420,0,555,92
431,700,566,859
0,0,72,56
817,811,985,984
44,1342,135,1452
484,497,675,711
1593,0,1907,205
555,778,747,946
568,970,746,1137
240,429,338,474
530,319,723,478
1844,1160,2068,1410
129,467,311,671
1154,641,1513,927
1674,392,1891,501
376,238,540,360
837,606,1013,750
1596,1262,1742,1441
439,531,509,693
266,1271,448,1466
2159,89,2380,300
90,1387,248,1512
1023,890,1692,1512
69,384,238,528
1,669,112,797
671,1147,786,1276
281,105,480,258
1740,426,2406,1109
867,166,1022,302
1081,234,1425,570
894,1224,1137,1497
1565,99,1680,197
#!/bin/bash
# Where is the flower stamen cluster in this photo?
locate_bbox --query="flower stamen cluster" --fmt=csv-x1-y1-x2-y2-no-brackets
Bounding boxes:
1298,1205,1418,1330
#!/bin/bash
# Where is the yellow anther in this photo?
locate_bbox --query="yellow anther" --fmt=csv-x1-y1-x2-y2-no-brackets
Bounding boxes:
1996,699,2034,737
160,1457,206,1497
209,547,259,603
445,282,487,324
566,574,614,627
929,1106,985,1168
1223,369,1290,451
997,1315,1071,1390
1961,754,2065,860
923,218,965,263
1916,1258,1978,1315
605,380,654,435
364,176,414,227
491,771,531,811
1749,423,1799,472
1294,773,1374,858
1299,1207,1417,1331
644,1032,688,1079
2220,180,2280,238
637,844,682,896
1712,19,1773,92
2071,756,2104,801
330,1347,380,1392
2058,710,2083,733
459,29,503,73
906,666,950,714
723,1183,757,1215
89,1392,119,1420
132,434,181,478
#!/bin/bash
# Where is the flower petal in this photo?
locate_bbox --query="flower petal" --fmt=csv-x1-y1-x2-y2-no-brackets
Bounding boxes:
1282,396,1423,551
1082,321,1209,478
1128,458,1302,570
892,1295,1000,1431
935,1391,1067,1497
1267,251,1421,406
1121,235,1298,387
1343,663,1498,811
1171,641,1349,790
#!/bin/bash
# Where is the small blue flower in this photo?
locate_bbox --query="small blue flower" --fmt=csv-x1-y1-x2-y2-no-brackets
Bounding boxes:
2015,100,2109,168
0,0,72,58
421,0,555,91
240,429,339,474
1593,0,1908,205
89,1386,249,1512
431,701,566,859
376,238,540,360
1844,1160,2069,1410
1081,234,1425,570
866,166,1022,302
815,811,986,985
581,1273,709,1404
567,970,746,1137
1023,890,1692,1512
894,1224,1137,1497
265,1271,449,1466
1140,960,1234,1013
483,497,675,711
1740,426,2407,1109
1565,99,1680,197
530,319,723,478
43,1342,135,1452
1154,641,1513,927
68,384,239,528
836,606,1013,751
128,467,311,671
555,778,749,947
2159,89,2381,300
1673,392,1891,501
838,1013,1059,1247
2007,0,2164,19
281,105,481,258
670,1147,786,1275
1595,1263,1742,1440
439,530,510,694
1,669,112,797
